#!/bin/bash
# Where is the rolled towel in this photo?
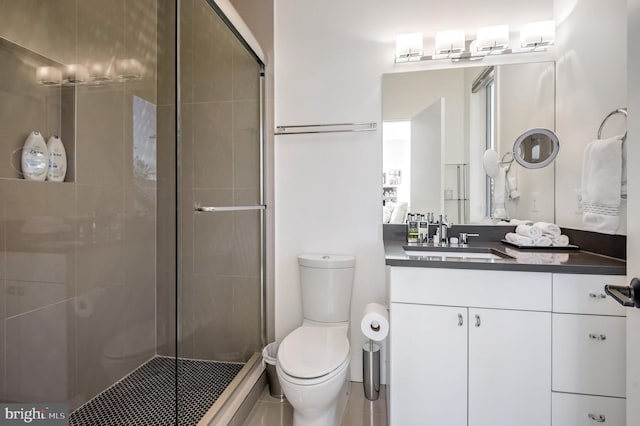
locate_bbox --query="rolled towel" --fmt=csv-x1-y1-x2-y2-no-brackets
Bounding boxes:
533,221,561,237
505,232,534,246
552,234,570,247
516,224,543,239
534,236,553,247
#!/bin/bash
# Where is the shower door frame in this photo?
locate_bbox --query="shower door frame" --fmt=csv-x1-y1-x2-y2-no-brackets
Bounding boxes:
174,0,267,421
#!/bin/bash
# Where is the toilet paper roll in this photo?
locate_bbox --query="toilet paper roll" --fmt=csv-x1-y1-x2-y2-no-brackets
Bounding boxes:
361,303,389,342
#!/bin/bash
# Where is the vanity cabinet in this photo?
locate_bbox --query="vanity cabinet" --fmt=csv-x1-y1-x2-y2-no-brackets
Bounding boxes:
388,267,552,426
551,274,627,426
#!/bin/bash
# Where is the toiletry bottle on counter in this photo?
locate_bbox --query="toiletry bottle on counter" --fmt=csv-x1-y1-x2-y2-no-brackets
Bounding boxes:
407,214,419,243
46,135,67,182
21,131,48,181
418,214,429,243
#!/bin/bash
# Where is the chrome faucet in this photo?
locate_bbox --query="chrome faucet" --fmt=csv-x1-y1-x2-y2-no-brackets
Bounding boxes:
459,232,479,245
438,215,451,246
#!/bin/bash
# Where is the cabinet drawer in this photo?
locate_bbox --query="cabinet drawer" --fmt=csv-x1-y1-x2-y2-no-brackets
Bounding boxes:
552,314,626,397
389,267,551,311
553,274,626,316
552,392,625,426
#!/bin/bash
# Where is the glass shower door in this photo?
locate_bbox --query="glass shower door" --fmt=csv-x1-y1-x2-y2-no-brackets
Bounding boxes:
177,0,265,423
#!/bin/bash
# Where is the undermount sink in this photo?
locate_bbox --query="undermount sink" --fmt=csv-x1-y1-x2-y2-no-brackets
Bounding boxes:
403,246,512,260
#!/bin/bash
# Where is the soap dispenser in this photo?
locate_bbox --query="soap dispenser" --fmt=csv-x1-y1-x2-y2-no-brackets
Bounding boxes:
21,131,48,181
46,135,67,182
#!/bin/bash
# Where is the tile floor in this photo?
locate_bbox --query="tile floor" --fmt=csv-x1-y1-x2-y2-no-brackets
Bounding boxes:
243,382,388,426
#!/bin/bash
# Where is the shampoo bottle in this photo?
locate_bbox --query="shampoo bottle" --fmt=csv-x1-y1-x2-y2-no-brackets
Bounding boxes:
407,214,419,243
46,135,67,182
21,131,48,181
418,214,429,244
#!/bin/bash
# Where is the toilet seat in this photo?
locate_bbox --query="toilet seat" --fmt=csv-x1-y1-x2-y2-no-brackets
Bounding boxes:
277,326,349,380
277,356,349,387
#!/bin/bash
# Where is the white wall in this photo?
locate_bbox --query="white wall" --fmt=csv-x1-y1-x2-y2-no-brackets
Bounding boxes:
275,0,554,382
554,0,627,233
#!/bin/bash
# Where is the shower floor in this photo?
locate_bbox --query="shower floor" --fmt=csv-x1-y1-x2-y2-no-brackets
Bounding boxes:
69,356,244,426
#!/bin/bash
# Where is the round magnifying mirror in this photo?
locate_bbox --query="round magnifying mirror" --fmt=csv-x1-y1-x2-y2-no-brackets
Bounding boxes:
513,128,559,169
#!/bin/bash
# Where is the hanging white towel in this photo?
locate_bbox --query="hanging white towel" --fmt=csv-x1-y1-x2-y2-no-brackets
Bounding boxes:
492,166,507,219
506,166,520,199
581,135,623,234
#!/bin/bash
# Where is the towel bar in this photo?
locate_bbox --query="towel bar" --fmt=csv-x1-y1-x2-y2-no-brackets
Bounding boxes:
596,107,628,200
275,122,377,135
597,108,627,142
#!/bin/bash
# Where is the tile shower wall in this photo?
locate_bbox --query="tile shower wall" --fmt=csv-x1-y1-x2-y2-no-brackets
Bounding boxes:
170,0,263,362
0,0,161,410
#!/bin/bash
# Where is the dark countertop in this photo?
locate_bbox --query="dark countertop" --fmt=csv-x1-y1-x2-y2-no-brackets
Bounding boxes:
384,240,626,275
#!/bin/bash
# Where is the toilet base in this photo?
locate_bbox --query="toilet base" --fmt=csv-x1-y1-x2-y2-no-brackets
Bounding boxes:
292,375,350,426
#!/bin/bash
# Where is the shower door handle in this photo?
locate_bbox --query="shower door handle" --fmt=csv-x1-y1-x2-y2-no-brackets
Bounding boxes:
195,205,266,212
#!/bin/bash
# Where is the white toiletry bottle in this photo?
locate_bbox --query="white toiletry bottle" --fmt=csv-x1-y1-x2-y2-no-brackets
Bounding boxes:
21,131,48,181
46,135,67,182
418,214,429,244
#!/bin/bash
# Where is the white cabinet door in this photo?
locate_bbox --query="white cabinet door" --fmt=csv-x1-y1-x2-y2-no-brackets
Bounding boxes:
468,308,551,426
389,303,467,426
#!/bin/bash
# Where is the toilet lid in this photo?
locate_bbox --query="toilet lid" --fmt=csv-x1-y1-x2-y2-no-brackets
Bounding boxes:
278,327,349,379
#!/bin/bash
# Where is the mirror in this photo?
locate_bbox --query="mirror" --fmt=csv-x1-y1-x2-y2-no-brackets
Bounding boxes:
382,61,555,224
513,128,559,169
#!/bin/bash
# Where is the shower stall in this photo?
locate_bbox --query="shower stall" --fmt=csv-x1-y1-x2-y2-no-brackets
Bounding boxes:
0,0,266,424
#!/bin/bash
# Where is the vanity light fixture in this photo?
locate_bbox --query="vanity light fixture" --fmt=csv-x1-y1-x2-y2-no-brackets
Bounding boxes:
89,62,114,83
115,58,143,80
476,25,510,53
36,66,62,85
394,20,555,64
520,20,555,48
395,32,424,62
434,30,465,55
63,64,89,84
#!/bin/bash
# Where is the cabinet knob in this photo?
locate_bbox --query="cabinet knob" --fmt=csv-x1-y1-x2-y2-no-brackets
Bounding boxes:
588,413,606,423
588,333,607,341
475,314,481,327
588,292,607,299
458,313,464,327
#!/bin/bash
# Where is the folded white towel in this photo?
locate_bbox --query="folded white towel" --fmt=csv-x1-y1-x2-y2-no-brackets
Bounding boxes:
533,222,561,237
515,224,543,239
582,135,623,234
534,236,553,247
552,234,570,247
505,232,534,246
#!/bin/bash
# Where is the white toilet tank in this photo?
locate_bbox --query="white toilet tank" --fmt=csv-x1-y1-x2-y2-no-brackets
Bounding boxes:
298,254,355,323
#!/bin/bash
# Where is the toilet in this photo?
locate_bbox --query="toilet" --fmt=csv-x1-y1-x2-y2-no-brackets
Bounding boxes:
276,254,355,426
